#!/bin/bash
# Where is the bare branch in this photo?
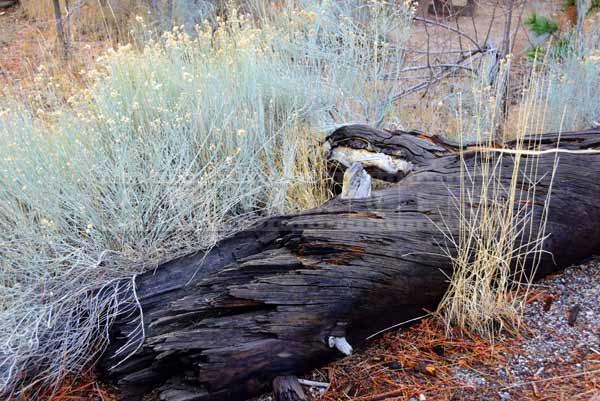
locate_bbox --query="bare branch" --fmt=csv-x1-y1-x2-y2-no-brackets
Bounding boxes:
413,16,482,51
502,0,515,57
399,63,477,73
391,47,490,102
483,0,500,47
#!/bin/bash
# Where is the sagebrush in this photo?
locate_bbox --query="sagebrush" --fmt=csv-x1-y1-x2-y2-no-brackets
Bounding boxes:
0,1,412,398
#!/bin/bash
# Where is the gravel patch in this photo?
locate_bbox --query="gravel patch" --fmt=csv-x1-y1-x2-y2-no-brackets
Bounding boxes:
492,258,600,400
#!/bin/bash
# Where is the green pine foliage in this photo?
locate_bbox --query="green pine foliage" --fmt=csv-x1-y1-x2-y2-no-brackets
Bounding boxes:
525,13,559,37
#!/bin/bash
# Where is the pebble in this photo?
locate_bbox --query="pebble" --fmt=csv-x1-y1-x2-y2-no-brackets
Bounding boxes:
502,260,600,382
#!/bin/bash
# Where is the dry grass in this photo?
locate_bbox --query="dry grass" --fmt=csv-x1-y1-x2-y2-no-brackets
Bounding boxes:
17,0,288,44
283,126,333,212
435,143,554,341
434,52,563,342
431,22,600,341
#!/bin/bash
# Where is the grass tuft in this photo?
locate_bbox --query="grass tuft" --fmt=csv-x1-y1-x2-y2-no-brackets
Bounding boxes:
435,52,565,342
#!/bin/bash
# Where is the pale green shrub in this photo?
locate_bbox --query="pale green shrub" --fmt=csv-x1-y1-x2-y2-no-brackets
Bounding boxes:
0,1,412,398
535,34,600,133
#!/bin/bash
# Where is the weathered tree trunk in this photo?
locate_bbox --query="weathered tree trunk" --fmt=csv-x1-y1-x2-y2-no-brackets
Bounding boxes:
99,125,600,401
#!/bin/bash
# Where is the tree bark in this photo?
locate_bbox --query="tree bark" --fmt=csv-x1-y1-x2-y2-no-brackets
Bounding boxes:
52,0,69,60
273,376,308,401
99,125,600,401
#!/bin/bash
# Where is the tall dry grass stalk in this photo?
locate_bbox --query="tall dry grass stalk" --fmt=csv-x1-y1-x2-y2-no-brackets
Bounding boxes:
435,54,563,342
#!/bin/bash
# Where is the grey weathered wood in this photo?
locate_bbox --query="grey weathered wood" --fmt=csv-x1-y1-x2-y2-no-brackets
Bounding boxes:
340,162,371,200
328,336,352,356
273,376,308,401
99,125,600,401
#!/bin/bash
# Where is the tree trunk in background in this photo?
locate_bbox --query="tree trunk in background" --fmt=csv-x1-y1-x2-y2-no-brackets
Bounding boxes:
52,0,69,60
428,0,476,17
99,126,600,401
150,0,161,23
64,0,72,51
576,0,591,38
166,0,174,30
0,0,17,9
149,0,174,31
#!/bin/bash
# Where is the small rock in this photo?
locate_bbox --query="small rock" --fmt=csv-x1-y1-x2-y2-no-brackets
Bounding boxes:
385,361,402,370
567,304,581,326
432,344,445,356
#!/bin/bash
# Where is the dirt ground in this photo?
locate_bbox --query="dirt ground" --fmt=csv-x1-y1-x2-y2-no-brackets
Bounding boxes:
409,1,567,54
0,5,107,101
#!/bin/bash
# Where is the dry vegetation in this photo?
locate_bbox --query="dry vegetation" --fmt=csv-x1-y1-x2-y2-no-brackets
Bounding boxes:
1,0,600,400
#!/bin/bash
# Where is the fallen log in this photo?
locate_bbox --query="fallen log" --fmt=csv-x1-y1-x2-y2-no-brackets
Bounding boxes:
100,125,600,401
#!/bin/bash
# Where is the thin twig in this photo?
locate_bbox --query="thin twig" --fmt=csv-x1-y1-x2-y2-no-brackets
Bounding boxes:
510,1,527,54
502,0,515,57
413,16,482,50
365,313,430,340
483,1,500,47
398,63,476,73
298,379,329,388
393,47,477,55
391,48,488,102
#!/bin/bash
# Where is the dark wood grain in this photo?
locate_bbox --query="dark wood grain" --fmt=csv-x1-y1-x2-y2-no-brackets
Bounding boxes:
273,376,308,401
99,125,600,401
